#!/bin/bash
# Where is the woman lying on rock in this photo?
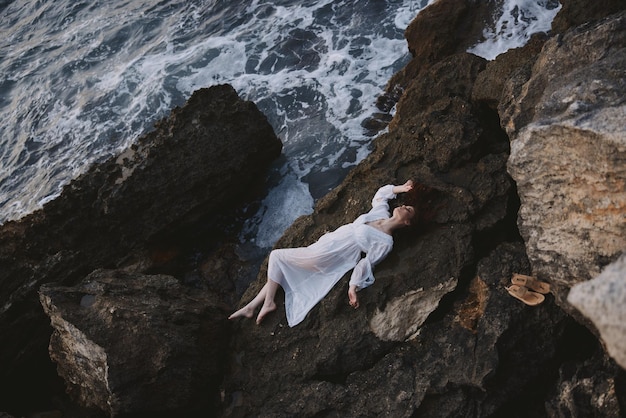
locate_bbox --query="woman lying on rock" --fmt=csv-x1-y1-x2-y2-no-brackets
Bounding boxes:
229,180,416,327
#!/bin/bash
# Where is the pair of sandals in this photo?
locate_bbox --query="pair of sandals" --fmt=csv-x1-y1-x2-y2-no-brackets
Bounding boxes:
506,274,551,306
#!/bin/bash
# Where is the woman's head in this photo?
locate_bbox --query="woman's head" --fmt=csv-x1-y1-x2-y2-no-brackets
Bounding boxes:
397,181,439,231
394,205,416,226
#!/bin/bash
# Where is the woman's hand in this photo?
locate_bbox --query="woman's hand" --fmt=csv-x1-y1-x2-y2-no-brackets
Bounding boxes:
393,179,414,194
348,285,359,309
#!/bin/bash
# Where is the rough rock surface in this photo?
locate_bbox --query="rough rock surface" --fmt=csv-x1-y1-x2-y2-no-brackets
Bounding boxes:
503,11,626,312
568,255,626,369
39,269,230,416
0,84,281,413
383,0,493,106
220,48,560,418
471,33,548,109
551,0,626,34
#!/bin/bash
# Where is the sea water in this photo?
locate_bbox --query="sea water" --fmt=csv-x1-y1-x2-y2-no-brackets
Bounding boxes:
0,0,560,251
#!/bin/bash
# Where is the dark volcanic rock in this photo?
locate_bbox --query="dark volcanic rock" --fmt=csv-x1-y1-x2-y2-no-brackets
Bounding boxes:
551,0,626,34
39,269,230,416
0,84,281,411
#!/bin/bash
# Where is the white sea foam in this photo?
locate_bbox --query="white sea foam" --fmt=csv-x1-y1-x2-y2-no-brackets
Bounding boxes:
170,1,425,248
394,0,436,29
468,0,561,60
0,0,562,251
246,172,315,249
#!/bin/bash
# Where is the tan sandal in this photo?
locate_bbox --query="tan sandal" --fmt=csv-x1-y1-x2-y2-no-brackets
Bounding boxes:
511,273,551,294
506,284,545,306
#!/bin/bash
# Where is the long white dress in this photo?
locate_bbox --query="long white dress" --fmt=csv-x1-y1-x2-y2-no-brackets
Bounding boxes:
268,184,397,327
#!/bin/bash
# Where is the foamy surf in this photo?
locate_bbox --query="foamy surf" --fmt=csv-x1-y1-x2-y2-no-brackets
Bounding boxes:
468,0,561,60
0,0,561,251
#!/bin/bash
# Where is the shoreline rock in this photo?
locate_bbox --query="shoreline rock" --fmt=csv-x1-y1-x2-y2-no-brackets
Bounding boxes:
568,255,626,369
0,84,281,415
39,269,230,416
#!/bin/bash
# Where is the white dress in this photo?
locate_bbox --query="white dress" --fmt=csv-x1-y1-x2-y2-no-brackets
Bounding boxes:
268,185,397,327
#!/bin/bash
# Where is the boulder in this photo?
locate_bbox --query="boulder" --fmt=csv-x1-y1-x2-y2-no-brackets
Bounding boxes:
568,254,626,369
39,269,230,416
503,11,626,313
384,0,490,103
0,84,281,411
551,0,626,34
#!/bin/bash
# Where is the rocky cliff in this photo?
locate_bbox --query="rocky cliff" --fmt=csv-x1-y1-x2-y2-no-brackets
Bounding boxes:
1,0,624,417
503,8,626,338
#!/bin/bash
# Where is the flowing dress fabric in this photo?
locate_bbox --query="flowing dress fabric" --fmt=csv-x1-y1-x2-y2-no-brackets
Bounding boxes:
268,185,397,327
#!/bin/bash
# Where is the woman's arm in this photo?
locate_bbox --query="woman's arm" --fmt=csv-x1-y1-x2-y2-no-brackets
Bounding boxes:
392,179,413,195
348,284,360,308
347,242,393,308
371,180,413,208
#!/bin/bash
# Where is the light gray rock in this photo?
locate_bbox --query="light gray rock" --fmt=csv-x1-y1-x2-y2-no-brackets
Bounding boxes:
369,277,457,341
505,11,626,311
568,254,626,369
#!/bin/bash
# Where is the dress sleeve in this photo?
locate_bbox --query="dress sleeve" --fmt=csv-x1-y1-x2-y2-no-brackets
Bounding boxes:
348,242,393,291
371,184,396,209
349,184,397,290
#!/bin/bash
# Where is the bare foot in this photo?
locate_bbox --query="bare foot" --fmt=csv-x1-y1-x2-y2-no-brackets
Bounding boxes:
256,301,276,324
228,305,255,320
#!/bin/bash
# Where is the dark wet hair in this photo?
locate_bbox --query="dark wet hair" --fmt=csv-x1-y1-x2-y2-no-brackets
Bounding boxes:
398,182,439,231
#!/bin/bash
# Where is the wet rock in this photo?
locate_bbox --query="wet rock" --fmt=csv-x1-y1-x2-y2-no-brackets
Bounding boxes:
504,11,626,313
39,269,230,416
388,0,491,90
471,33,548,109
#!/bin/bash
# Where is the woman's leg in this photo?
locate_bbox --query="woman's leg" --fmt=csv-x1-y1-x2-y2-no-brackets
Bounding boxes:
229,249,288,323
256,278,279,324
228,281,269,320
